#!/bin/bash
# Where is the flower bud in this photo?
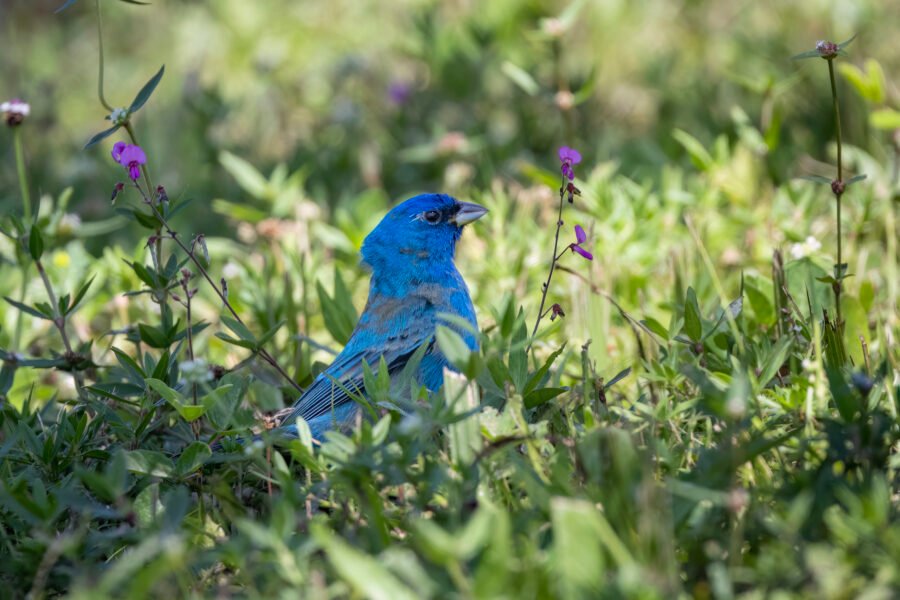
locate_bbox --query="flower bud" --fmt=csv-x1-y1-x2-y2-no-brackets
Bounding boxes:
1,99,30,127
815,40,839,59
830,179,845,195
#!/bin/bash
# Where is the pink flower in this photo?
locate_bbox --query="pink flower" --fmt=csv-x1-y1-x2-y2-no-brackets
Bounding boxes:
558,146,582,181
111,141,147,180
570,224,593,260
1,98,30,127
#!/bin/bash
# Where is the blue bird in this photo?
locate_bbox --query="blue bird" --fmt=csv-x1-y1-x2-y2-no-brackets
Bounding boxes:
276,193,487,441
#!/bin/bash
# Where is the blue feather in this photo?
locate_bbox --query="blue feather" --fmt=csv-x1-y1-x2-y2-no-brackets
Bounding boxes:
276,193,486,442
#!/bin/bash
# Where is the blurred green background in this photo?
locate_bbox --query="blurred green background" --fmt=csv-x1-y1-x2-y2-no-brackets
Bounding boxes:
2,0,898,223
2,0,899,389
2,2,900,597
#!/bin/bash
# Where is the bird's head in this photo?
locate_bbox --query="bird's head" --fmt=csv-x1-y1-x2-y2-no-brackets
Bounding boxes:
361,193,487,275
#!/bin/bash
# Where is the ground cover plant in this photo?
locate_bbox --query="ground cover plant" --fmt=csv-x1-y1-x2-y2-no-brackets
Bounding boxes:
1,0,899,597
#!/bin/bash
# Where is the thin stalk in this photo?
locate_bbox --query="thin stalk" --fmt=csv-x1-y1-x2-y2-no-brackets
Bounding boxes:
140,196,303,394
122,122,163,282
95,0,114,112
13,128,31,222
827,58,844,324
11,127,31,350
529,176,567,349
36,260,87,398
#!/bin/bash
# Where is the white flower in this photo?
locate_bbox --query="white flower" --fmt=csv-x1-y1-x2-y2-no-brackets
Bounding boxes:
2,99,30,125
1,99,30,116
554,90,575,111
58,213,82,235
222,261,241,280
789,236,822,260
109,107,129,125
180,358,213,384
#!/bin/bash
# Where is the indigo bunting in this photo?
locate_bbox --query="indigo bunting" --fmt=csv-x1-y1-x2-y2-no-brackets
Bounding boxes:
277,193,487,440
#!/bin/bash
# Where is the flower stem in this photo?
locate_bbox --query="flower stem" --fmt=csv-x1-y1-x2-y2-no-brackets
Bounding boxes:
827,58,844,324
529,176,567,349
13,128,32,223
123,121,165,301
11,126,32,351
142,199,304,394
36,259,87,399
95,0,114,112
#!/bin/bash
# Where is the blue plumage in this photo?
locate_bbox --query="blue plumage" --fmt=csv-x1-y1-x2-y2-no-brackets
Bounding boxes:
278,193,487,440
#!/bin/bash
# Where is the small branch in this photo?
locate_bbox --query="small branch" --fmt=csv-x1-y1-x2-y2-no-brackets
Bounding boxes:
141,199,303,394
827,58,844,325
35,260,87,399
529,176,568,349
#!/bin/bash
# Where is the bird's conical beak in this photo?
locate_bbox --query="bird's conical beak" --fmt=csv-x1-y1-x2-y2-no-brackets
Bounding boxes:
452,202,488,226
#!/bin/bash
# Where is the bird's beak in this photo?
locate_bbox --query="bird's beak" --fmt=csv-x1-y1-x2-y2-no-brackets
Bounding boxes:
452,202,488,226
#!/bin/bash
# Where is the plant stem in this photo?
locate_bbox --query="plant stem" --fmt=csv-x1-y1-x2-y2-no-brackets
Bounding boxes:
827,58,844,324
36,260,87,399
143,200,303,394
95,0,114,112
529,176,567,349
13,128,32,223
122,123,164,278
11,126,32,350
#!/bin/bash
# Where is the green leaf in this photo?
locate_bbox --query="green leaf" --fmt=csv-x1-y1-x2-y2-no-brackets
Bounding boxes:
138,323,170,349
443,371,482,467
435,325,471,370
3,297,53,320
176,442,211,476
220,315,257,344
640,317,670,341
257,320,285,347
317,278,356,345
790,49,822,60
312,524,418,600
214,332,258,350
524,386,567,409
219,151,269,199
551,497,610,597
508,319,528,392
146,378,207,422
683,287,703,342
28,226,43,261
112,346,146,384
501,61,540,96
524,344,565,395
758,336,792,388
123,449,175,478
84,124,122,150
672,129,713,171
129,65,165,113
798,175,833,185
825,367,858,422
870,108,900,130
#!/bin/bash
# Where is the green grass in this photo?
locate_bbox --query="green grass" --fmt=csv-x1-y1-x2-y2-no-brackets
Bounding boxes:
1,0,900,598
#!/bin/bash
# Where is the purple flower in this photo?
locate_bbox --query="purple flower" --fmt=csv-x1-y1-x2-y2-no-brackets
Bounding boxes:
387,81,412,106
570,224,593,260
550,303,566,321
112,142,147,180
558,146,582,180
815,40,839,58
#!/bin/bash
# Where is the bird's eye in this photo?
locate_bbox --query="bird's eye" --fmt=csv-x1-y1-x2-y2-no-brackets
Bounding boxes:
423,210,441,224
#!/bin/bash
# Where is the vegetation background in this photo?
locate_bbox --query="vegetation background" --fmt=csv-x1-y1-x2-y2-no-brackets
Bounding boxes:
1,0,899,597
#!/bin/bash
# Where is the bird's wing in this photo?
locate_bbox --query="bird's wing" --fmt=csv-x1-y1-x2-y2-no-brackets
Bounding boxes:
277,318,434,427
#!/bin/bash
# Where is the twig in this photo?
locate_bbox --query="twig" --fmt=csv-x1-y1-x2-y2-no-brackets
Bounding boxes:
132,186,303,393
529,175,568,349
